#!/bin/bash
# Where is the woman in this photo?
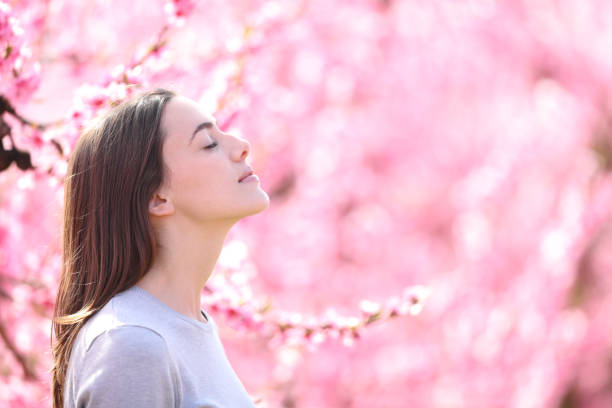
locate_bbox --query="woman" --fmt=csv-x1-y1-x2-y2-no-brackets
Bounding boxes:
50,88,270,407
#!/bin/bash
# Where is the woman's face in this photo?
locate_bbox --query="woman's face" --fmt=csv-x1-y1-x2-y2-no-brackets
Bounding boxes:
154,95,269,224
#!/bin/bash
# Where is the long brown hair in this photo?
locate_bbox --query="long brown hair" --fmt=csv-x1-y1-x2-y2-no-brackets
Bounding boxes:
50,88,175,408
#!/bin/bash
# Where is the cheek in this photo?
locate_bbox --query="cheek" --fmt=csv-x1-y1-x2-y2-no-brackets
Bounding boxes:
170,158,231,203
172,159,210,191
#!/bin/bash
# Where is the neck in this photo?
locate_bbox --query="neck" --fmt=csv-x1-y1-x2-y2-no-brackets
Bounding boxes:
135,215,236,322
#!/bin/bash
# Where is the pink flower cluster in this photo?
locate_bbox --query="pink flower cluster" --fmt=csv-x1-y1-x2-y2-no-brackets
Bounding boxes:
62,33,168,155
0,2,40,103
202,269,430,350
163,0,198,26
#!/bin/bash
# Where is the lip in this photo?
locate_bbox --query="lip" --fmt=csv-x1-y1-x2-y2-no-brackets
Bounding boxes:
240,174,259,183
238,167,254,182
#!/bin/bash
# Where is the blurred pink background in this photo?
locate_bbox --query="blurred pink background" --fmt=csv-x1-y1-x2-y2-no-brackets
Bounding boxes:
1,0,612,407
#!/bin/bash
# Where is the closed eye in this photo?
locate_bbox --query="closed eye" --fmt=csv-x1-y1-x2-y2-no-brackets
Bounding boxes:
203,142,218,150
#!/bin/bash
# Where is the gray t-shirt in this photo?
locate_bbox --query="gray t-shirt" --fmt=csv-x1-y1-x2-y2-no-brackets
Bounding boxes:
63,284,257,408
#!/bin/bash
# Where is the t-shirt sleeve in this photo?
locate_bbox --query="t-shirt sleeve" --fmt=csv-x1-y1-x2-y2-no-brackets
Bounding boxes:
75,325,180,408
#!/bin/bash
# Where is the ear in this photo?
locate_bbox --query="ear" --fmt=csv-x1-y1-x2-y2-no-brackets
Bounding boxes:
149,191,175,217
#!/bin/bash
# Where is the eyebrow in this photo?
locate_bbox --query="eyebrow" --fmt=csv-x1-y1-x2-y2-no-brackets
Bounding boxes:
189,121,216,145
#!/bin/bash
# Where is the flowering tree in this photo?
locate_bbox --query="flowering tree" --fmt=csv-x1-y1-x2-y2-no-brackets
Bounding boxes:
1,0,612,407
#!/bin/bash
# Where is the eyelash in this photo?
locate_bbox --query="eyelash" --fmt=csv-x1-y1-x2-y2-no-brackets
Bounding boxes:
203,142,218,150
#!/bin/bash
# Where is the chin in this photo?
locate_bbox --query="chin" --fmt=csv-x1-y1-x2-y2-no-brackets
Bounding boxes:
250,195,270,214
233,196,270,220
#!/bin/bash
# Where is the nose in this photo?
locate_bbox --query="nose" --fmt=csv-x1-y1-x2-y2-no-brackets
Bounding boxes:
233,136,250,162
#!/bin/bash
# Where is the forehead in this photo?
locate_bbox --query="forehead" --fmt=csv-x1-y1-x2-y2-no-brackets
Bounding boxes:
162,96,216,140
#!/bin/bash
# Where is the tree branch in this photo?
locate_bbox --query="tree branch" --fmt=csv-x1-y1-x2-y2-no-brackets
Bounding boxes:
0,314,38,381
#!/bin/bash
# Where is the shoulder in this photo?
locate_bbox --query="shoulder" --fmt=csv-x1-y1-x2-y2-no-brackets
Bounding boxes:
77,294,168,352
88,325,168,354
74,325,181,407
78,325,176,383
